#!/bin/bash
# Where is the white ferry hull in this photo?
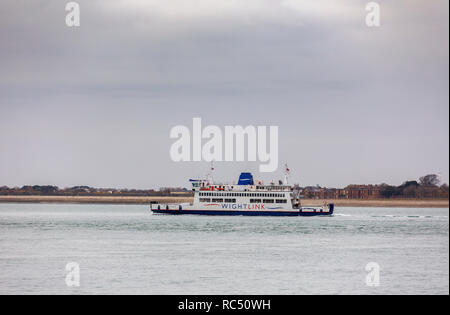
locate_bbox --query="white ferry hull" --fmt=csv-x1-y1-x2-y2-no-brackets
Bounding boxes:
151,204,334,217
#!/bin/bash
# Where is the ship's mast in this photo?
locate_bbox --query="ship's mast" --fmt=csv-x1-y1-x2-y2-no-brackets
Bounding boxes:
206,161,215,184
284,163,290,185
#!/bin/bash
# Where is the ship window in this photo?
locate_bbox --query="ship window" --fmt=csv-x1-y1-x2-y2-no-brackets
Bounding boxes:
250,199,262,203
212,198,223,203
224,199,236,203
200,198,211,202
263,199,274,203
276,199,287,203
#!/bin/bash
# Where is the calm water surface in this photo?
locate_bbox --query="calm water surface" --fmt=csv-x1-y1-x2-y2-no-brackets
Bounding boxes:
0,203,448,294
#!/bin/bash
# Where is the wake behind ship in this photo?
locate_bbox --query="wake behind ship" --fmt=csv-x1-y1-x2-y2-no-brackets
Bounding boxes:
151,172,334,217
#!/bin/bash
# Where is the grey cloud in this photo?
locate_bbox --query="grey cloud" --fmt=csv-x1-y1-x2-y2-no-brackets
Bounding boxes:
0,0,448,188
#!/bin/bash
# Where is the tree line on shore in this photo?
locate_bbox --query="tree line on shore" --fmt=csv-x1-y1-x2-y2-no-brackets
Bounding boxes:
379,174,448,199
0,185,192,197
0,174,448,199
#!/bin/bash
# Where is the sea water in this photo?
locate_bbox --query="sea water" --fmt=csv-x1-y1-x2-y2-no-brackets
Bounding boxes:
0,203,448,295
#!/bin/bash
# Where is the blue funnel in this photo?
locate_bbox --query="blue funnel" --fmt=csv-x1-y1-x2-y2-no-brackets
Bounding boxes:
237,172,254,185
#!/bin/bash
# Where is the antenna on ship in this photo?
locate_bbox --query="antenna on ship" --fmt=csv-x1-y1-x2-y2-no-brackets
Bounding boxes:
206,161,215,184
284,163,290,185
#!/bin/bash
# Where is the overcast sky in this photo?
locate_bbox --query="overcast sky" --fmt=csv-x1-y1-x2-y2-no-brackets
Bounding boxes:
0,0,448,189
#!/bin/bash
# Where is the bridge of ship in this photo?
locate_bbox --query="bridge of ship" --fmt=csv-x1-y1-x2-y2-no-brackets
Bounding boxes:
190,172,292,193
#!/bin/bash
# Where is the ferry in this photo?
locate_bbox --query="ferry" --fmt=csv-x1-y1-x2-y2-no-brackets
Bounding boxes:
151,169,334,217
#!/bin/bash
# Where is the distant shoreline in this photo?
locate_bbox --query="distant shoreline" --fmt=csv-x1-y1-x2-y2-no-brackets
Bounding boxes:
0,195,448,208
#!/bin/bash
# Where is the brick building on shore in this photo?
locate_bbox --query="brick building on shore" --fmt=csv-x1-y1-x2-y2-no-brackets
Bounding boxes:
302,185,383,199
